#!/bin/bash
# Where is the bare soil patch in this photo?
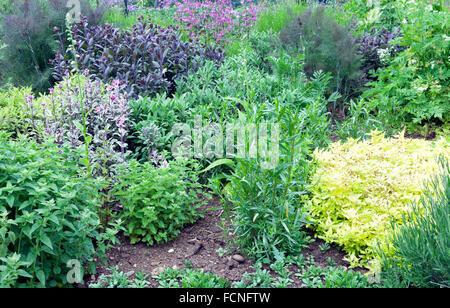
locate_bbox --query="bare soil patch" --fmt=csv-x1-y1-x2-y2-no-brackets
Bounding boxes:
86,196,362,287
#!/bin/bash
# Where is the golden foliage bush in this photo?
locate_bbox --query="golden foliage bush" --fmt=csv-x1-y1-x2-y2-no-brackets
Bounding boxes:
307,130,449,267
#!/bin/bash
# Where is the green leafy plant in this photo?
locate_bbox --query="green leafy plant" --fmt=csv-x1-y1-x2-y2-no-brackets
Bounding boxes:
225,103,313,262
321,266,371,288
363,1,449,129
334,98,383,141
224,71,335,262
0,136,119,287
0,86,33,136
234,263,274,288
154,267,230,288
112,158,207,245
295,263,371,288
269,251,294,288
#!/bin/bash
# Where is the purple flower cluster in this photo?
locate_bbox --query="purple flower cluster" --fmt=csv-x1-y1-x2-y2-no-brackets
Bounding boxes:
162,0,262,45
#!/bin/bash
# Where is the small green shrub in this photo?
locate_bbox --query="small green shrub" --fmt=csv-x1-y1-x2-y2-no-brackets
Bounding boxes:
128,93,192,160
307,130,449,267
377,156,450,288
321,267,371,288
0,137,118,287
246,30,281,72
112,158,206,245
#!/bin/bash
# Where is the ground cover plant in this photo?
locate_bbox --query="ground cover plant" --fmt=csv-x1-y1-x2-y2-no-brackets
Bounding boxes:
0,0,449,290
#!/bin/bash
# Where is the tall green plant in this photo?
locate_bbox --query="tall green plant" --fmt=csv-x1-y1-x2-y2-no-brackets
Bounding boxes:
0,0,105,92
280,6,363,105
225,98,324,262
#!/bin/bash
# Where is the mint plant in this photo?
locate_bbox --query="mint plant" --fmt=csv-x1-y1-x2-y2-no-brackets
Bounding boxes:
0,136,119,287
112,158,207,245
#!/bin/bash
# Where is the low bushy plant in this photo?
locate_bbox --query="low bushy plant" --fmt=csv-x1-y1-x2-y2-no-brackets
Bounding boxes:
363,2,449,128
90,266,151,288
376,156,450,288
127,93,192,161
307,130,449,267
321,267,371,288
52,16,224,98
0,136,119,287
112,158,207,245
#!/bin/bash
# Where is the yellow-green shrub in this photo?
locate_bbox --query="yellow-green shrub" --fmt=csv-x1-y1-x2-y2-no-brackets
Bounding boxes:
0,86,32,135
307,130,449,268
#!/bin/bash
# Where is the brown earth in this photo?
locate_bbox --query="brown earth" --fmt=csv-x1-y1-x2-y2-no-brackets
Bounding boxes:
81,195,365,288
